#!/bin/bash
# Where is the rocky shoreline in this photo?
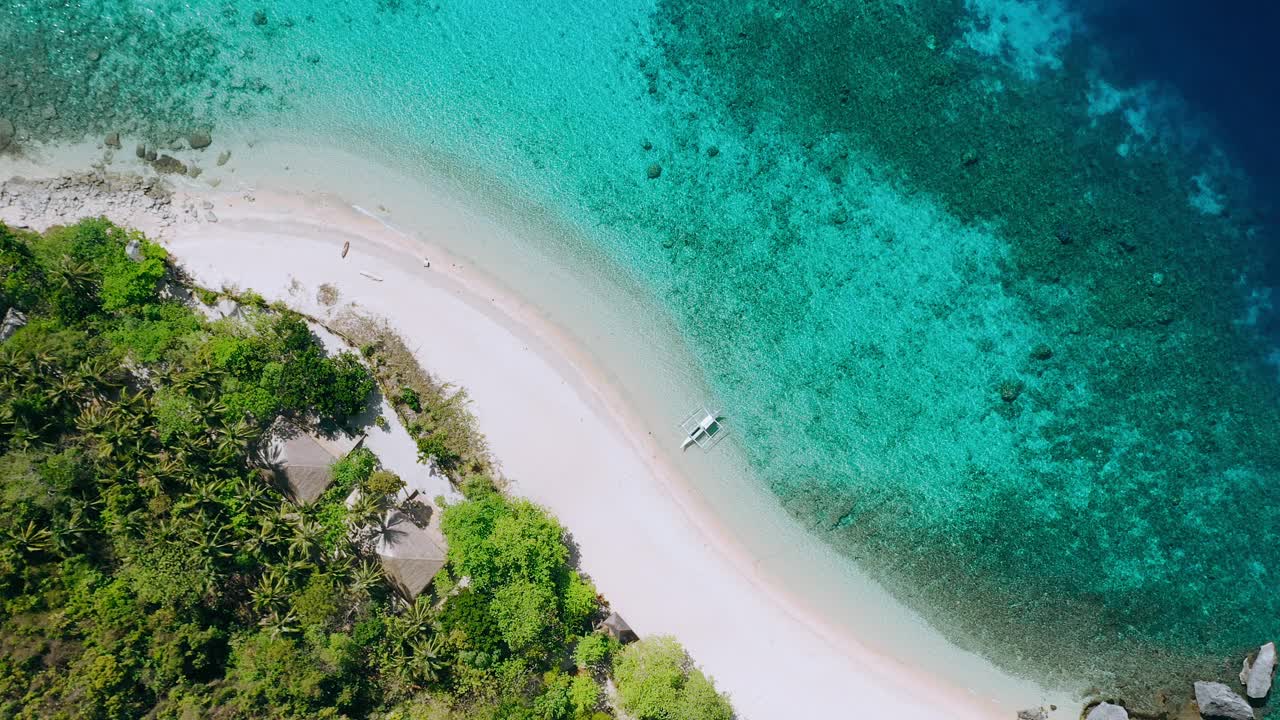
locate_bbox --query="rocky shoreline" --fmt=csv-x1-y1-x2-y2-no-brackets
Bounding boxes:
1013,642,1277,720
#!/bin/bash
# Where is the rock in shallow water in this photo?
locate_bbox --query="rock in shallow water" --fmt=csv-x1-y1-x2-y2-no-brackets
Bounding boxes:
189,130,212,149
152,155,186,175
1016,709,1048,720
1247,642,1275,699
1086,702,1128,720
1194,681,1253,720
0,118,14,151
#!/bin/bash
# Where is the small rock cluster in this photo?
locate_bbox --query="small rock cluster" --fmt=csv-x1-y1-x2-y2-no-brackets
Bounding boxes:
1190,641,1279,720
1058,641,1276,720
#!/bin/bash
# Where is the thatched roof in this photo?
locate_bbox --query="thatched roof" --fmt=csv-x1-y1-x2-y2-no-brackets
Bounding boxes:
599,612,638,644
376,506,448,599
261,419,361,503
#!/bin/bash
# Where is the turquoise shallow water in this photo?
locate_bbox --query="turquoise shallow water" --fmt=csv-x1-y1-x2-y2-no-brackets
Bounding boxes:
4,0,1280,698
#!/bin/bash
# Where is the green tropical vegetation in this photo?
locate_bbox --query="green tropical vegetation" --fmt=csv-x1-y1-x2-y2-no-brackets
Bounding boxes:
0,218,733,719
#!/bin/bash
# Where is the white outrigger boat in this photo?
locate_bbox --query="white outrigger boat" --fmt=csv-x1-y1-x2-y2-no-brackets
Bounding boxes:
679,405,726,451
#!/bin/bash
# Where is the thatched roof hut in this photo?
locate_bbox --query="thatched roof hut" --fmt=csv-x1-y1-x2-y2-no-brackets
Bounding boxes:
599,612,638,644
260,419,361,503
375,506,448,599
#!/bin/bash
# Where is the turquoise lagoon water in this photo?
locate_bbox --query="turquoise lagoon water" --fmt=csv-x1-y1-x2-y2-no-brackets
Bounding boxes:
4,0,1280,698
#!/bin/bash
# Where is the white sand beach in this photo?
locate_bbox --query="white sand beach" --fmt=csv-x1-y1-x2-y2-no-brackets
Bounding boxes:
0,137,1077,720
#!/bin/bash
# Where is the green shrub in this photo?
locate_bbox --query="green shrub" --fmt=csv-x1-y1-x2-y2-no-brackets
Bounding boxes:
318,352,375,418
331,448,379,496
416,432,457,466
106,300,203,363
613,636,731,720
561,571,600,635
0,224,44,313
492,580,557,655
195,286,219,306
532,671,571,720
572,633,617,671
568,675,600,718
152,387,202,442
240,290,267,309
398,386,422,412
101,250,166,312
364,469,404,498
293,574,342,630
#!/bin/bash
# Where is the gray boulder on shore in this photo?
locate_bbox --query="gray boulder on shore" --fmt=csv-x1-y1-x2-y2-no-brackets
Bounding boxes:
1246,642,1276,699
1195,681,1254,720
1016,709,1047,720
1086,702,1128,720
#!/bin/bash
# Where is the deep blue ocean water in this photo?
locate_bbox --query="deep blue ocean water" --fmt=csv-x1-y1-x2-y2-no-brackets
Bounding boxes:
2,0,1278,699
1081,0,1280,301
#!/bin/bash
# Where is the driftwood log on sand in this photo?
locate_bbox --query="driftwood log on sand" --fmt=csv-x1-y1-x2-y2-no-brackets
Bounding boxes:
341,240,350,258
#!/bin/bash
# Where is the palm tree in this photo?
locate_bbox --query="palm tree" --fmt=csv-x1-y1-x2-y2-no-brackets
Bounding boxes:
55,257,96,296
0,348,19,379
260,608,300,638
239,518,281,557
48,374,87,409
320,547,355,585
179,370,221,399
348,492,385,530
76,357,121,399
280,556,315,578
228,475,273,516
406,635,446,685
219,418,258,452
176,476,225,517
287,519,324,563
0,402,18,440
145,453,186,484
75,402,110,435
190,524,234,564
350,559,384,595
50,508,93,556
397,594,438,641
251,568,290,614
8,520,52,555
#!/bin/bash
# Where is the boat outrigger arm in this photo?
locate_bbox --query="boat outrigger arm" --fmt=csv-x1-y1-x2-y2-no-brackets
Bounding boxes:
679,405,726,451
